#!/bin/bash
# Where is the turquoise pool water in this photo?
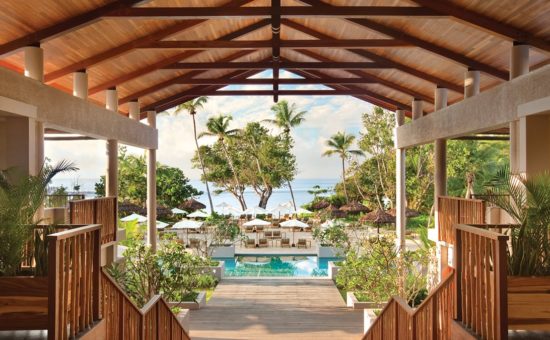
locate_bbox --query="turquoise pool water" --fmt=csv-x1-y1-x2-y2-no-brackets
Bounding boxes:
216,255,339,277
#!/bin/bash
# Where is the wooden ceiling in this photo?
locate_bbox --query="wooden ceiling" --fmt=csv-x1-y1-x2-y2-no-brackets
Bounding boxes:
0,0,549,116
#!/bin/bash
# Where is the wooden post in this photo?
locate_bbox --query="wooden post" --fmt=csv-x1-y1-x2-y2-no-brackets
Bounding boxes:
454,227,462,321
93,228,101,320
48,239,61,340
494,236,509,340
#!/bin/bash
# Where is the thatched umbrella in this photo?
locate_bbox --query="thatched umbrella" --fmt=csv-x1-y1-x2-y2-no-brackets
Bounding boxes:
387,208,420,218
340,201,370,214
325,204,346,218
118,201,146,216
180,198,206,211
311,200,330,210
360,209,396,234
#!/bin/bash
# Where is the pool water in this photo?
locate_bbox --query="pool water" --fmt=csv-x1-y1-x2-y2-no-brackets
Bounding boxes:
216,255,339,277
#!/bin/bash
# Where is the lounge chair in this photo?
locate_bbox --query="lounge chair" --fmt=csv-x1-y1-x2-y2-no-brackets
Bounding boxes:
264,230,273,239
272,230,282,239
280,238,290,248
256,226,265,232
304,226,312,232
259,238,268,248
245,239,256,248
245,225,254,233
297,238,310,249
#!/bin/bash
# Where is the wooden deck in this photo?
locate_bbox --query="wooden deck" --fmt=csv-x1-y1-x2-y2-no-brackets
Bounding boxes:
190,278,364,340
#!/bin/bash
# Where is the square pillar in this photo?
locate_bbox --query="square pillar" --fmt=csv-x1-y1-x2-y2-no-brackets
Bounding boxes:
128,100,140,121
147,148,157,251
72,70,88,99
510,42,530,173
395,109,406,252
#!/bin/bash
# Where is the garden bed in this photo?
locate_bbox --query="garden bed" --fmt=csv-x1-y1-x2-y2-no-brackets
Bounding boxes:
318,245,344,258
199,261,225,281
346,292,385,310
169,291,207,310
508,276,550,331
0,276,49,330
327,261,340,280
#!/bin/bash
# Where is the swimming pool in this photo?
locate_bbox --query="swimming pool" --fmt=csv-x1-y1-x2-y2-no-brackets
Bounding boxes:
216,255,339,277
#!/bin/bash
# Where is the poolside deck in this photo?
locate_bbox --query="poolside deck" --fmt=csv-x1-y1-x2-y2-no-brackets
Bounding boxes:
189,279,364,340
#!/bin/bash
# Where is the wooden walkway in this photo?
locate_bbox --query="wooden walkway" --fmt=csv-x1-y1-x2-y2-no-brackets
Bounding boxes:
190,278,363,340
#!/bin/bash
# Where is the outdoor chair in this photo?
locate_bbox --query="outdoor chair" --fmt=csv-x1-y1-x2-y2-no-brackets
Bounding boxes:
280,238,290,248
264,230,273,239
304,226,312,232
259,238,268,248
272,230,282,239
245,239,256,248
297,238,310,249
256,226,265,232
245,225,254,233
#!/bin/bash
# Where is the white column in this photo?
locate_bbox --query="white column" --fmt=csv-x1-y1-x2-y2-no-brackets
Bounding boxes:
464,69,480,98
147,149,157,251
147,111,156,128
412,99,423,120
24,45,44,82
395,109,406,252
72,70,88,99
106,140,118,197
509,42,530,174
106,88,118,112
128,100,140,121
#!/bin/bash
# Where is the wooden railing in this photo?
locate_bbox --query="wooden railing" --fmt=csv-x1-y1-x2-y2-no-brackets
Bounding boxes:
45,194,86,208
363,271,455,340
47,224,101,340
454,224,509,340
101,270,191,340
69,196,117,244
438,196,485,244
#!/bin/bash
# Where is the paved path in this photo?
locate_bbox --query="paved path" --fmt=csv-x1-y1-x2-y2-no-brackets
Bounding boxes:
190,279,364,340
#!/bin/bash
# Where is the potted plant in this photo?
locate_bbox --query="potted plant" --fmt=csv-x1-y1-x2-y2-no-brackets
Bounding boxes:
202,216,243,258
484,168,550,330
0,162,76,330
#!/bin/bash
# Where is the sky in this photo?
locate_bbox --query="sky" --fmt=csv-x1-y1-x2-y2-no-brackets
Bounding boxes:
45,71,375,181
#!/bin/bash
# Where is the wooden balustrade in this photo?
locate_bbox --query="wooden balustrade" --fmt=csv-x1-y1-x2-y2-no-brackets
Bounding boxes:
363,271,455,340
47,224,101,340
454,224,509,340
438,196,485,244
44,194,86,208
101,270,191,340
69,196,117,244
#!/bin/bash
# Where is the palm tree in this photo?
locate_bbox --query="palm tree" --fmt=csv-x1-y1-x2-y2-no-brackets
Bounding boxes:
322,132,364,203
198,114,247,209
263,100,306,210
173,97,214,214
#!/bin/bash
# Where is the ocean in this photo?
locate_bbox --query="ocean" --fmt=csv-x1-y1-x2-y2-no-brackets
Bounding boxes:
49,178,338,210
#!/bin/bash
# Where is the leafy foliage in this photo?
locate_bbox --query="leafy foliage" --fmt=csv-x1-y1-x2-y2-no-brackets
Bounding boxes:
312,223,350,249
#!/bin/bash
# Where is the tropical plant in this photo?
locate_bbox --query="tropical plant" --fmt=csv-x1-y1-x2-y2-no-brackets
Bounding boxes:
0,161,77,276
312,223,349,250
322,131,364,203
173,97,214,214
308,184,329,199
484,167,550,276
199,114,247,209
263,100,306,209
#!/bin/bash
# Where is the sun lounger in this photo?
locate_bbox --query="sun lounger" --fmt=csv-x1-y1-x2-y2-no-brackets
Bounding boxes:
272,230,282,239
245,225,254,233
280,238,290,248
256,226,265,232
264,230,273,239
245,239,256,248
259,238,268,248
297,238,310,249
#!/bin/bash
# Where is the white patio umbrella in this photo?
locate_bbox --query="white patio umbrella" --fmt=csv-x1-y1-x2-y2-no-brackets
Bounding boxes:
280,219,309,246
294,207,312,215
243,218,271,227
120,213,147,223
156,221,169,229
171,207,187,215
321,220,336,230
173,219,204,244
216,202,240,216
270,203,293,217
243,206,269,216
187,210,210,219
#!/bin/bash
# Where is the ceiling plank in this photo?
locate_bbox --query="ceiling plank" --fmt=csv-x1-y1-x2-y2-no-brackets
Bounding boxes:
297,0,508,80
0,0,148,57
106,6,443,19
408,0,550,52
44,0,255,83
163,61,390,70
173,78,377,85
272,0,281,102
141,39,412,49
282,19,462,93
88,19,270,95
175,90,374,96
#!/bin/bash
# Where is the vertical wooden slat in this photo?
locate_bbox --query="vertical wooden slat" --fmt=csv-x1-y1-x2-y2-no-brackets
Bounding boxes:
494,235,508,340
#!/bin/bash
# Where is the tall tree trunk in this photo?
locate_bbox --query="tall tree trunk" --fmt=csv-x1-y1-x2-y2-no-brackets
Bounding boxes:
192,114,214,214
221,142,247,209
287,180,297,210
342,157,349,203
259,186,273,208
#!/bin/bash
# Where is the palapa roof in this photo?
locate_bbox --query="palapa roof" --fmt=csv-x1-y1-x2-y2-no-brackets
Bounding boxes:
180,198,206,211
339,201,370,213
0,0,549,123
387,207,420,218
361,209,396,224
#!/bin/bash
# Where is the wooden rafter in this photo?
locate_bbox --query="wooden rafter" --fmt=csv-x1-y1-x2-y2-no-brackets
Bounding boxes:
282,19,462,93
173,90,375,96
162,61,390,70
44,0,255,82
409,0,550,52
0,0,148,57
88,19,270,95
172,78,377,85
272,0,281,102
298,0,508,80
106,6,443,19
141,39,411,49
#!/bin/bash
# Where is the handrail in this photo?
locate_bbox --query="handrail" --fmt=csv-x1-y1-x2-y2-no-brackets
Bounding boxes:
47,224,101,240
454,223,509,241
438,196,485,244
363,271,455,340
439,195,485,203
69,196,117,244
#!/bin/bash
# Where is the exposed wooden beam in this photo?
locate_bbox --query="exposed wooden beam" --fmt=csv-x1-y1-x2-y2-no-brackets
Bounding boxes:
119,50,258,104
106,6,443,19
167,90,369,96
173,78,377,85
292,48,433,103
282,18,462,93
409,0,550,52
298,0,508,80
163,61,390,70
0,0,147,57
44,0,255,82
142,39,411,49
88,19,270,95
272,0,281,102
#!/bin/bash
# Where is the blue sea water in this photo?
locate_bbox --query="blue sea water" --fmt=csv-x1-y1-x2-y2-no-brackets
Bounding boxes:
49,178,338,210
